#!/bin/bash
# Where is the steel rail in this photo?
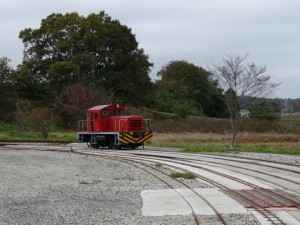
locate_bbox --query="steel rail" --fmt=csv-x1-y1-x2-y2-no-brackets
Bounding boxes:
177,158,300,195
75,150,228,225
123,152,300,208
73,151,201,225
75,149,296,224
2,143,299,224
77,149,287,225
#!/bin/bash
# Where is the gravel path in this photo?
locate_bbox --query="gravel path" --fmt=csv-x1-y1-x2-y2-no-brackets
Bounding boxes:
0,149,261,225
0,150,197,225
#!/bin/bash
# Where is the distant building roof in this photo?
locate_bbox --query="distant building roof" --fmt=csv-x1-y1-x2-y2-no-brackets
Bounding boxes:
290,112,300,116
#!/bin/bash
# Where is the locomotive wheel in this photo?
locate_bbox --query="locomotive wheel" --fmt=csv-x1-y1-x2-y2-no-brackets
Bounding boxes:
114,145,122,150
92,144,99,149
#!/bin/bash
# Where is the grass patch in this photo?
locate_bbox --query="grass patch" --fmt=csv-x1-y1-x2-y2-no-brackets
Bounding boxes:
183,145,232,153
0,122,14,132
155,162,163,168
151,132,300,154
183,145,300,155
0,122,77,141
0,132,77,142
170,172,196,179
235,145,300,154
79,180,101,184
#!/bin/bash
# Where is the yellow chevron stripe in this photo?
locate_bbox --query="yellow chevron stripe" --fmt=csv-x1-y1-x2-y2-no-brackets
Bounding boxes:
120,134,137,143
121,133,141,142
118,131,153,144
119,139,129,144
121,136,137,144
138,134,153,143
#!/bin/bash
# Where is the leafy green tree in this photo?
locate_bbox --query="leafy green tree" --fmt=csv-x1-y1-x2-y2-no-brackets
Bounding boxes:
18,11,152,104
250,99,279,121
0,57,14,84
0,57,16,121
24,107,54,138
152,84,203,118
52,83,114,128
14,64,49,100
155,61,225,117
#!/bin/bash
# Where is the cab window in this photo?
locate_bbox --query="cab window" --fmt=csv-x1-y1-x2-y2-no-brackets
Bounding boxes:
102,110,108,118
110,110,116,116
118,110,124,116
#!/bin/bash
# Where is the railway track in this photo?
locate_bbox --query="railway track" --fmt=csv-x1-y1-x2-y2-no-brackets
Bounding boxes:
75,149,300,224
1,141,300,224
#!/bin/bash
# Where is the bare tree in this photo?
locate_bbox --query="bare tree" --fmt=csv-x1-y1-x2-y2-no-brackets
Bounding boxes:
211,54,280,149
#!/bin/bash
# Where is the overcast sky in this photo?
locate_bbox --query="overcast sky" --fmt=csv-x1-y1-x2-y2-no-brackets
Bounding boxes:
1,0,299,98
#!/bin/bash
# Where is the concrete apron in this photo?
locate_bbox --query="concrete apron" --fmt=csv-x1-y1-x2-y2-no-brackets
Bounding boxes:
141,188,247,216
141,188,300,225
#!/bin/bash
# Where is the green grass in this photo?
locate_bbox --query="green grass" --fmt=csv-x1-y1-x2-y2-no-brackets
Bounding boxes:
183,145,300,155
0,122,77,142
154,162,163,168
150,110,180,120
0,132,77,142
1,121,299,155
170,172,196,179
0,122,13,132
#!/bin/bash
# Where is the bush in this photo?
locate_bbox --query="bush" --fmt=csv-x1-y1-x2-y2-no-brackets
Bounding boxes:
24,107,54,139
170,172,196,179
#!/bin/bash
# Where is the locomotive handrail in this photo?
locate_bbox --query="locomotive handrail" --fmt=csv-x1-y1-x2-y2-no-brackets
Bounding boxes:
112,118,126,132
118,119,127,132
78,120,87,132
143,119,152,131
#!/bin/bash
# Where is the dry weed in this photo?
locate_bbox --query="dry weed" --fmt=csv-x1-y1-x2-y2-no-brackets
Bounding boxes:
153,132,300,150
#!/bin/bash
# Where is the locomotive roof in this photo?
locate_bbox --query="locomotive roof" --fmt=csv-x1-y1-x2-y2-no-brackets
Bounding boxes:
87,104,125,111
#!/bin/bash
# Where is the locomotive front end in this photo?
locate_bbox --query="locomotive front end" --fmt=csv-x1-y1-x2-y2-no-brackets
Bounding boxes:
117,116,153,149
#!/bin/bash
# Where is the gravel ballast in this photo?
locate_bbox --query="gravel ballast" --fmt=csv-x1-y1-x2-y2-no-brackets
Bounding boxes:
0,149,261,225
0,150,197,225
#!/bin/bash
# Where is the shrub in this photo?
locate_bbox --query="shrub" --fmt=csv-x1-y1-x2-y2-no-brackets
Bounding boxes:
24,107,54,139
170,172,196,179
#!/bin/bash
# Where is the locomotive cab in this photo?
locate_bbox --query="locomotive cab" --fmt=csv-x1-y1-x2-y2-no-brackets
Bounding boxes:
77,104,153,149
86,104,125,132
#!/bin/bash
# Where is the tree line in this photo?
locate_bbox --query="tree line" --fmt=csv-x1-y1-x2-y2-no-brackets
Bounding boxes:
0,11,282,136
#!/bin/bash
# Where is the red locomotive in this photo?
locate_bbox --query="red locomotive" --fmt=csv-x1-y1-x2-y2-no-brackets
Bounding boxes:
77,104,153,149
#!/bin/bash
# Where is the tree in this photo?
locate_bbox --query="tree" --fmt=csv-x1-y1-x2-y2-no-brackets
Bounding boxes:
155,61,225,117
18,11,152,104
211,54,280,149
52,83,114,128
0,57,14,84
250,99,279,121
24,107,54,139
0,57,16,121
